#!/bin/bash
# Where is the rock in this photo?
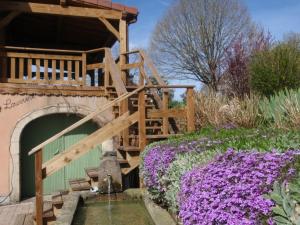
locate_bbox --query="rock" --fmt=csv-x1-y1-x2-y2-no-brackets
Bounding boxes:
98,151,122,193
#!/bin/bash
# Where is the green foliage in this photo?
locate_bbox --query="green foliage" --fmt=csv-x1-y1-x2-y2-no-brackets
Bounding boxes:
267,181,300,225
163,151,219,213
250,42,300,96
266,156,300,225
171,127,300,153
259,88,300,128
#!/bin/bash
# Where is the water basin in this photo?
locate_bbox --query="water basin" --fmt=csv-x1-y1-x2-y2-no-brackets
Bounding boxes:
73,194,155,225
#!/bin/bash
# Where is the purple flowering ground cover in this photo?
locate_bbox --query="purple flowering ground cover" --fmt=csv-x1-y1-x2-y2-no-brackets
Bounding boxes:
141,139,210,200
179,149,299,225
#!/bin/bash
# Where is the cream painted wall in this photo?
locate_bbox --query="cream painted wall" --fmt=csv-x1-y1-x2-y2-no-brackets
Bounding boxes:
0,94,113,201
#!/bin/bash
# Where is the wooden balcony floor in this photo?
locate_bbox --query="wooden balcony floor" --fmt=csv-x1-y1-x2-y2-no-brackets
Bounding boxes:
0,83,107,97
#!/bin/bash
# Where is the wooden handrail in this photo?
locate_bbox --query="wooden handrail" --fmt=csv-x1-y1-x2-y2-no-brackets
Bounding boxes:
85,47,106,54
139,50,167,86
28,86,145,156
4,46,84,54
105,48,127,96
121,50,140,55
140,67,163,109
145,85,195,89
4,46,107,54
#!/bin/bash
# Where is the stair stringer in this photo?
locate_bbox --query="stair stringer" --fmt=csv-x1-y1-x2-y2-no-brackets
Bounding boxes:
43,112,139,177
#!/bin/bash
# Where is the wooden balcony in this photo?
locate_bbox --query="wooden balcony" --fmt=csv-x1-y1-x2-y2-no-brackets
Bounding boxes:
0,46,119,97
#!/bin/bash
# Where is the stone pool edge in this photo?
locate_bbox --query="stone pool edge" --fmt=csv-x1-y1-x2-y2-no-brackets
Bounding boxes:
53,190,178,225
55,192,81,225
143,194,178,225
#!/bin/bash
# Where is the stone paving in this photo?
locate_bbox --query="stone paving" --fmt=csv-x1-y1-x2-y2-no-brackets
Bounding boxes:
0,202,34,225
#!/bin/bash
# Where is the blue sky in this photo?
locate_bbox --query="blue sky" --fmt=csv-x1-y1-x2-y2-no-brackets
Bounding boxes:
116,0,300,50
115,0,300,96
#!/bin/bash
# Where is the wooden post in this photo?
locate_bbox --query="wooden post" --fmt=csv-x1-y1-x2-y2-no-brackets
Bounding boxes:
35,149,43,225
186,88,195,132
139,89,146,188
82,52,87,85
1,57,7,82
104,55,109,95
119,19,128,83
162,91,169,135
138,89,146,150
0,29,5,82
119,19,129,146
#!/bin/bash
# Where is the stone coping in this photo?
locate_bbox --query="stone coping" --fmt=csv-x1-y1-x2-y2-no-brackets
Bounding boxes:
55,192,81,225
143,194,178,225
54,189,178,225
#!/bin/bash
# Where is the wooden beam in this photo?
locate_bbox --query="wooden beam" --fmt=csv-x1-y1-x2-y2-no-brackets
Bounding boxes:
87,63,104,70
119,19,130,147
4,52,82,61
162,91,169,135
138,90,146,150
0,1,122,20
140,50,167,87
28,86,144,155
0,11,20,30
0,83,106,97
105,49,127,96
35,149,43,225
43,112,139,176
82,53,87,85
148,108,187,118
121,62,141,70
98,17,120,41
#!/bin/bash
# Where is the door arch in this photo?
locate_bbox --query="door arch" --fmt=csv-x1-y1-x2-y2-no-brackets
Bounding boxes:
20,113,102,199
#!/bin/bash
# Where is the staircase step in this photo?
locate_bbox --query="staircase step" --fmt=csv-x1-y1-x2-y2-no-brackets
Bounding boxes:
121,160,140,175
34,201,54,219
132,104,155,108
145,118,162,122
146,134,183,139
146,126,162,130
118,146,141,152
118,159,129,164
51,192,64,206
130,97,153,102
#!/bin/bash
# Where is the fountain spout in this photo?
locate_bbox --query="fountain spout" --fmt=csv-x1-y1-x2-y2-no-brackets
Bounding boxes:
98,151,122,194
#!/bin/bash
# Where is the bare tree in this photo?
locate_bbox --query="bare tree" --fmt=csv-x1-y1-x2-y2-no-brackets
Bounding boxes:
150,0,251,91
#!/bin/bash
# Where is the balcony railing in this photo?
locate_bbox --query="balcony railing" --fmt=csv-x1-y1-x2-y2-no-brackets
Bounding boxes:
0,46,89,86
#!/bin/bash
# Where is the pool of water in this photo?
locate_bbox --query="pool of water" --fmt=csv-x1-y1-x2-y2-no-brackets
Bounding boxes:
72,195,155,225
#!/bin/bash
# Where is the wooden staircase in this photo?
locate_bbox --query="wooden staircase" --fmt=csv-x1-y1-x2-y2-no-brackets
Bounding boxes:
28,48,195,224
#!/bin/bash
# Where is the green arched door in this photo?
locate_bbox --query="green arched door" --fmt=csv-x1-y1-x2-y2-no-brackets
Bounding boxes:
20,114,102,199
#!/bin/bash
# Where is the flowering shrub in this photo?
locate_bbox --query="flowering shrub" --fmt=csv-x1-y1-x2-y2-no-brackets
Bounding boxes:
163,150,219,213
140,138,216,202
179,149,299,225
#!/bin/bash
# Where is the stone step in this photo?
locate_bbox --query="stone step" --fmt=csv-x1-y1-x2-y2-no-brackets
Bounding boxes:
85,166,99,179
69,178,91,191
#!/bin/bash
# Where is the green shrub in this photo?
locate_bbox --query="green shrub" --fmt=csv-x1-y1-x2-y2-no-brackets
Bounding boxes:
250,43,300,96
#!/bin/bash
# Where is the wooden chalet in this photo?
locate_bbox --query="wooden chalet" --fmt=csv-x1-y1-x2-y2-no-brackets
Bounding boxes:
0,1,195,224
